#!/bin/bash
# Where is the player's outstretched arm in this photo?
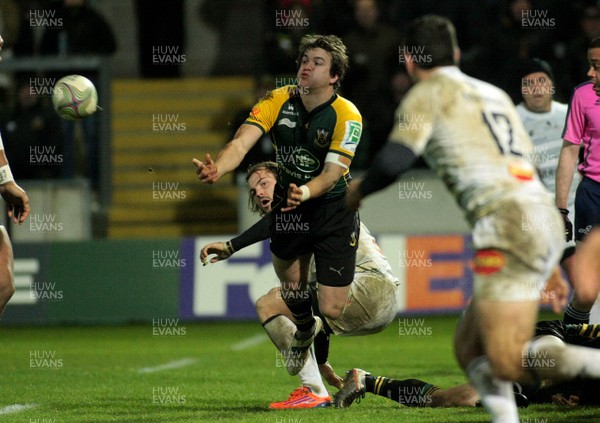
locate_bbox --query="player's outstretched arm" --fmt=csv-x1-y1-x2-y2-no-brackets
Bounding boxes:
193,124,263,184
200,215,272,265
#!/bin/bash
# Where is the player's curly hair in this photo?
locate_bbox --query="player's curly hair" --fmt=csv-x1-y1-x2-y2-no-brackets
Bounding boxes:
296,34,349,91
246,161,279,215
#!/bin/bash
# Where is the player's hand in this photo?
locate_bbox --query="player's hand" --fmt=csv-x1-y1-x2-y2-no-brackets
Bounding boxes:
346,179,363,210
542,266,569,314
0,181,30,224
192,153,218,184
559,208,573,242
281,183,302,212
200,242,233,265
318,362,343,390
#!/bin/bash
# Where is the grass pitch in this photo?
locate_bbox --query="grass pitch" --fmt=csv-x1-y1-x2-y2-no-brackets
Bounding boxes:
1,314,599,422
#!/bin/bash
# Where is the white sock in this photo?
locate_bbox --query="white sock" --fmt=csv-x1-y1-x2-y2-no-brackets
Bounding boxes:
467,356,519,423
526,335,600,380
297,345,328,397
263,315,328,397
262,314,294,351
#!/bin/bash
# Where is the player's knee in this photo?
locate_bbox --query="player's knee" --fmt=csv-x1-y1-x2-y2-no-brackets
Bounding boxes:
486,351,527,381
0,275,15,303
255,288,281,320
574,288,598,310
319,302,344,320
454,342,472,371
0,227,13,304
454,319,480,370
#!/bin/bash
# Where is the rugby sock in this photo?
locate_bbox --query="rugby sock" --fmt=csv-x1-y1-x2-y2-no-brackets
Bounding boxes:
526,335,600,380
262,315,328,397
284,293,314,333
467,356,519,423
365,374,439,407
563,302,590,325
262,314,294,351
566,323,600,338
298,346,329,397
314,331,330,365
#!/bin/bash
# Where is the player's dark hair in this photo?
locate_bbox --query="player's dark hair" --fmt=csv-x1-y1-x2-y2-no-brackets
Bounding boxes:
402,15,458,69
246,161,278,215
296,34,349,90
589,36,600,49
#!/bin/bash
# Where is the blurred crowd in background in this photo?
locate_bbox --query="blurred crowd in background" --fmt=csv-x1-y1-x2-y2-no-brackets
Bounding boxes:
0,0,598,178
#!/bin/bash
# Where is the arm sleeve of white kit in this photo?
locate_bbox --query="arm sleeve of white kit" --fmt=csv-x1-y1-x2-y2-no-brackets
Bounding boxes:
387,83,435,154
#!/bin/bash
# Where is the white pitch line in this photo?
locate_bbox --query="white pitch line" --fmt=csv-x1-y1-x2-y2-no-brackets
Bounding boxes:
137,357,197,374
230,333,268,351
0,403,37,415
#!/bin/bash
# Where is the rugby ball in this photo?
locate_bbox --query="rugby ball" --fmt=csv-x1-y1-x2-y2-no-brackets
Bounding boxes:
52,75,98,120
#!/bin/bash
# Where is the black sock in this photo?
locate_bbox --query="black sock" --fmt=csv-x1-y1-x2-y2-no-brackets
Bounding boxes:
563,303,590,325
283,294,314,333
365,374,439,407
565,323,600,338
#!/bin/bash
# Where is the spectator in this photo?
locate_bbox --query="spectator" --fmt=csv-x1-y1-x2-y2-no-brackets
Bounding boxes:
342,0,399,168
199,0,264,76
135,0,184,78
463,0,557,103
261,0,316,75
39,0,116,56
561,2,600,91
1,76,64,180
39,0,116,191
390,0,491,52
0,0,35,57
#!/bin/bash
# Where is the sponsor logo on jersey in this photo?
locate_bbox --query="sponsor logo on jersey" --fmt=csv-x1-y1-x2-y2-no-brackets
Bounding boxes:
579,225,593,236
341,121,361,153
277,118,297,128
292,148,320,173
250,106,260,117
473,249,505,275
281,102,298,116
314,128,330,148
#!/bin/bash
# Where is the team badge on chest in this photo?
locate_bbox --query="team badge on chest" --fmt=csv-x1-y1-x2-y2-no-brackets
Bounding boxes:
314,128,330,148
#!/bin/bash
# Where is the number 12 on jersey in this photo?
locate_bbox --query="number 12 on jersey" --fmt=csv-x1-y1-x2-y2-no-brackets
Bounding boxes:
482,110,520,156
